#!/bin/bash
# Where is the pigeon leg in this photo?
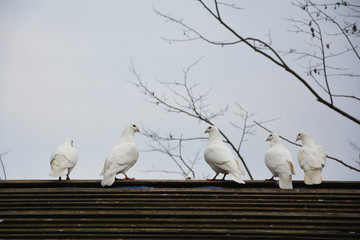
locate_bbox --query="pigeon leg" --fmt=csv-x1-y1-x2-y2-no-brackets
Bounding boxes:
124,174,135,180
207,173,219,181
221,174,227,180
265,176,275,181
58,177,61,180
66,174,70,180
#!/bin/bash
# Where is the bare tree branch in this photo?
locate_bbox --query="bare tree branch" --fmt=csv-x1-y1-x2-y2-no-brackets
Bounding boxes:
0,151,8,180
347,139,360,166
129,59,260,179
308,1,360,60
140,165,189,178
217,1,245,10
230,103,280,152
348,139,360,152
141,126,198,179
154,0,360,125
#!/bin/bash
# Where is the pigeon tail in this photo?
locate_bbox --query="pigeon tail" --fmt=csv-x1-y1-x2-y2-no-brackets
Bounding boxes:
304,169,322,185
278,173,293,189
101,173,116,187
49,168,68,178
229,171,245,184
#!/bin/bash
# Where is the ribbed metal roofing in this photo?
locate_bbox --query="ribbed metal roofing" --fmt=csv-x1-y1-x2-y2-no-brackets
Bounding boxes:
0,180,359,239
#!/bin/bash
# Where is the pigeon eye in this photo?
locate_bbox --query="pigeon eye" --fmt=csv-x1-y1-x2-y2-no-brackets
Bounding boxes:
269,134,272,137
132,124,136,127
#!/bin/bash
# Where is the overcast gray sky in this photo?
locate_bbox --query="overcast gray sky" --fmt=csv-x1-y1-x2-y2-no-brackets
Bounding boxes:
0,0,359,181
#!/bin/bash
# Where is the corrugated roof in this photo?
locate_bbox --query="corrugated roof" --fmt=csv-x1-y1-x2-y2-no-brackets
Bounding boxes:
0,180,359,239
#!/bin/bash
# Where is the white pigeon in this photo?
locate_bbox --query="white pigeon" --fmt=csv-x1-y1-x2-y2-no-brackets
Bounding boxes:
265,133,295,189
296,132,326,185
204,126,245,184
49,137,79,180
100,124,140,187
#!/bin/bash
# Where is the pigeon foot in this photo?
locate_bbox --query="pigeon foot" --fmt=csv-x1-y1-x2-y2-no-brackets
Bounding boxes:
265,176,275,181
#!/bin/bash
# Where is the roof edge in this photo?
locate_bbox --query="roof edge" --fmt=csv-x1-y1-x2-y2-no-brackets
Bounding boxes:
1,179,359,189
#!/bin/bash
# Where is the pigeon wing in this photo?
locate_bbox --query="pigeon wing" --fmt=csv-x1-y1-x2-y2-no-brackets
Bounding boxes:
49,145,78,177
102,142,139,175
298,144,325,171
265,146,293,175
316,144,327,168
205,144,243,174
50,145,78,168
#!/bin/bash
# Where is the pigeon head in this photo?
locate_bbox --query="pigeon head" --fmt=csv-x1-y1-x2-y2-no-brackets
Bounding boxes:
120,124,140,140
296,132,309,142
204,126,222,143
129,124,140,133
266,133,281,143
204,125,218,134
296,132,314,144
64,137,74,146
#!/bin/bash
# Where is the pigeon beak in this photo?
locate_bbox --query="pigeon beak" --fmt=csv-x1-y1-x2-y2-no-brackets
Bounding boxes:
137,128,140,133
265,137,270,142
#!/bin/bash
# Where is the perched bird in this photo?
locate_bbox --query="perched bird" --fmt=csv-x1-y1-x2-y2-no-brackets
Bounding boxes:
204,126,245,184
265,133,295,189
296,132,326,185
49,137,79,180
100,124,140,187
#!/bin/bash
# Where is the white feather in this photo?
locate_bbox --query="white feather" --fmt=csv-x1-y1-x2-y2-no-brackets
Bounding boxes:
296,132,326,185
49,137,78,179
204,126,245,184
265,133,295,189
101,124,140,187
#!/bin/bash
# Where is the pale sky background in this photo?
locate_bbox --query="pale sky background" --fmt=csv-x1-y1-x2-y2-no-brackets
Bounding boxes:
0,0,359,181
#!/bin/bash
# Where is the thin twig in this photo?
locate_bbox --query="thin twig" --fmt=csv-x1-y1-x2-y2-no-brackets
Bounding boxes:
0,151,8,180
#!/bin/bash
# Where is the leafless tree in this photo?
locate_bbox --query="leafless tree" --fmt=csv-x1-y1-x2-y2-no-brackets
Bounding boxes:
128,59,277,180
154,0,360,125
